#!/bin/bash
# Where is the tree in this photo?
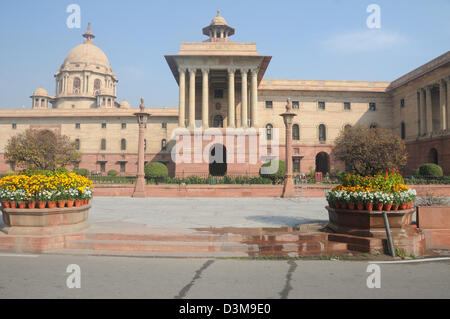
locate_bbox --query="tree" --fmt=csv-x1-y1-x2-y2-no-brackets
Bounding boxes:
332,125,407,176
5,129,81,170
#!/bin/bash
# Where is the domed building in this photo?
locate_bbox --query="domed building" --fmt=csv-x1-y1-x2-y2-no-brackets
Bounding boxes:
31,87,51,109
52,23,118,109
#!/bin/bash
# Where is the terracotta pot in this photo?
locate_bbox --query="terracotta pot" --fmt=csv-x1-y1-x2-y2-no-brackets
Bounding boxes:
28,201,36,209
408,201,413,209
340,202,347,209
374,203,383,211
356,203,364,210
400,203,408,210
392,204,399,211
365,203,373,211
1,201,11,208
18,202,26,209
347,202,355,210
383,203,392,211
57,200,66,208
333,202,339,209
67,200,74,208
38,202,47,209
10,202,17,209
75,200,82,207
47,202,56,209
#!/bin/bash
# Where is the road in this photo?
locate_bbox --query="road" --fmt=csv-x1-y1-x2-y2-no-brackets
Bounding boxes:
0,254,449,299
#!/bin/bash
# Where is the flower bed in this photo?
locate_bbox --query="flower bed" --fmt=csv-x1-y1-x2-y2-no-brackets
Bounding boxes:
325,170,416,212
0,173,93,210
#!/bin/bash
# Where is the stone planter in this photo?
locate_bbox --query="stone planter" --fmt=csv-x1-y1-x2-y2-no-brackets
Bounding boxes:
326,206,416,238
417,206,450,250
1,204,90,235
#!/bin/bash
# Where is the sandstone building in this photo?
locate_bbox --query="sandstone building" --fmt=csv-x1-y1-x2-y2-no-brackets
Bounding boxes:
0,13,449,176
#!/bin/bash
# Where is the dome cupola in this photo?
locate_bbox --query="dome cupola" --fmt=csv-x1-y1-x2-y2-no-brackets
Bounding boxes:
202,11,235,42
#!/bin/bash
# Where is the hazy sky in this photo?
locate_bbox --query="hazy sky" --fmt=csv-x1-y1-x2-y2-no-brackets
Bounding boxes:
0,0,449,109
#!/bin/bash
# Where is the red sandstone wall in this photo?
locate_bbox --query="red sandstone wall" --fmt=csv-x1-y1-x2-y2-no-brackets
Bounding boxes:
406,136,450,175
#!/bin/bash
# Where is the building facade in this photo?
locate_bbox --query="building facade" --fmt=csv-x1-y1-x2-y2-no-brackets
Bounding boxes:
0,13,449,176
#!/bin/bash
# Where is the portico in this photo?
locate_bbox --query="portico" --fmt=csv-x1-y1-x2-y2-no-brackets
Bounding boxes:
165,12,271,130
417,77,449,135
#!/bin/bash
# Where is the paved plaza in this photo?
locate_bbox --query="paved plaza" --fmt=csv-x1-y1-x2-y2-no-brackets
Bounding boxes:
84,197,329,230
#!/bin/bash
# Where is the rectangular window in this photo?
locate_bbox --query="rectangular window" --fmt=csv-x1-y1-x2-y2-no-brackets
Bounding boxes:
120,162,126,173
265,101,273,109
400,99,405,107
75,123,80,129
121,123,126,129
214,89,223,99
12,123,17,129
292,101,299,109
10,162,15,171
344,102,351,110
369,102,376,111
75,139,80,150
100,162,106,173
293,158,300,173
162,122,167,129
102,123,107,129
101,139,106,150
318,101,325,110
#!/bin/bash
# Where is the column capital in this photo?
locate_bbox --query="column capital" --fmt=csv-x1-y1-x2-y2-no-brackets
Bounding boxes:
239,68,249,75
201,68,209,75
178,67,186,74
188,68,197,74
227,68,236,75
250,67,259,75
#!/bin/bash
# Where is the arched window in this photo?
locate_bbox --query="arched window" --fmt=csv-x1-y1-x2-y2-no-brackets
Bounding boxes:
428,148,438,165
370,123,378,129
94,79,101,90
101,138,106,150
161,139,167,151
292,124,300,140
401,122,406,140
73,77,81,93
121,138,126,151
35,98,39,107
319,124,326,142
266,124,273,140
213,115,223,128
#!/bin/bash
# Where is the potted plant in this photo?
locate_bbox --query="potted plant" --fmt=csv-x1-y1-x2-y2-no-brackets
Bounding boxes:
373,191,384,211
383,193,393,211
0,189,11,208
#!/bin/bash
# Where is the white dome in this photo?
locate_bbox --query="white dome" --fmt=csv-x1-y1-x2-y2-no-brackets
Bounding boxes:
32,87,49,96
119,100,130,108
62,42,111,69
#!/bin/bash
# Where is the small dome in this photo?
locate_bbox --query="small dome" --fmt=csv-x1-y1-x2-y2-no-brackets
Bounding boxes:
211,11,227,26
33,87,49,96
119,100,130,108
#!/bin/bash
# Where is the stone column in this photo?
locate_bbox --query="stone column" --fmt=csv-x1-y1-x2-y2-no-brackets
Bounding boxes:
426,86,433,134
227,68,235,128
201,68,209,129
440,79,447,131
132,98,150,198
240,69,248,128
280,99,297,198
447,78,450,130
250,68,258,128
188,68,196,128
419,89,426,135
178,68,186,127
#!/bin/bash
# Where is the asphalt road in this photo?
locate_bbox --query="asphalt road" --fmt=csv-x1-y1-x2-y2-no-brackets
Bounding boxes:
0,253,449,299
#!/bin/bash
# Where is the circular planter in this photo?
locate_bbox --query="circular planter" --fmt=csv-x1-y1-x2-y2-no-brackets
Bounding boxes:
1,204,91,235
326,206,415,238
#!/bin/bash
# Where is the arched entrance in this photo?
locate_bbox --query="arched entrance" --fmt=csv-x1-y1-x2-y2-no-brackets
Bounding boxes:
315,152,330,175
428,148,438,164
209,144,227,176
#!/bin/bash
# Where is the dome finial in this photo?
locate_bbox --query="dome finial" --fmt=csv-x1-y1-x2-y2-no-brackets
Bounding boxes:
217,10,220,16
82,23,95,43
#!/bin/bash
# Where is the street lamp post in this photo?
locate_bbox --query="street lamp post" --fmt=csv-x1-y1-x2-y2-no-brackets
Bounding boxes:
132,98,150,198
280,98,297,198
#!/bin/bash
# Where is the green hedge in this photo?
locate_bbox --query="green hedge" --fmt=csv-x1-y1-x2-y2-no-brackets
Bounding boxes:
418,163,443,177
107,169,118,177
73,168,90,177
259,160,286,184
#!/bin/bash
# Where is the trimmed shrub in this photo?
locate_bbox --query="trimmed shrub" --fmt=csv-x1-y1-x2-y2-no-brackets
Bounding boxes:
107,169,118,177
144,162,169,183
418,163,443,177
260,160,286,184
20,167,70,177
73,168,90,177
